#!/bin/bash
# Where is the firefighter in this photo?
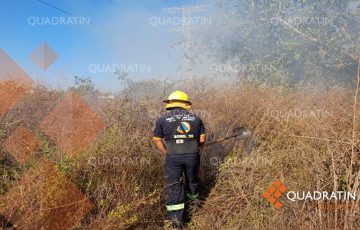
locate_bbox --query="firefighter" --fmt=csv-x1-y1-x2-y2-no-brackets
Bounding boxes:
153,90,206,228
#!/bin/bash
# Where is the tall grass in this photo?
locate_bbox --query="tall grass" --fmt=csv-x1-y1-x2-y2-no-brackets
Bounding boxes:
0,79,359,229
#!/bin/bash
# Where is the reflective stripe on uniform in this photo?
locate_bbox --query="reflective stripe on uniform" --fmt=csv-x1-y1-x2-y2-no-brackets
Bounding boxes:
166,203,185,211
153,136,162,140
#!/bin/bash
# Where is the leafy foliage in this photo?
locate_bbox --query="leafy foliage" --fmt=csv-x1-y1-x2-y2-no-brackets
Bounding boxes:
205,0,359,86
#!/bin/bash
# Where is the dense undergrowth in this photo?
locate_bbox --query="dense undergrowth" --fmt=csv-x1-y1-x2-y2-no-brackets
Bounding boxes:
0,80,359,229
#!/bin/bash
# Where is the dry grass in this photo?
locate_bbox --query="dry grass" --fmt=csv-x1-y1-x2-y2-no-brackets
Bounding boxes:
0,79,359,229
191,84,360,230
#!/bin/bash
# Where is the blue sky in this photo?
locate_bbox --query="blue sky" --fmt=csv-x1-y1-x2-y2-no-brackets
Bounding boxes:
0,0,214,92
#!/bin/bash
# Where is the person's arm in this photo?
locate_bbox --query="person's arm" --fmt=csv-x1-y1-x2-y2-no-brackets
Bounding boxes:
153,118,167,155
199,119,206,146
153,138,167,155
200,134,206,146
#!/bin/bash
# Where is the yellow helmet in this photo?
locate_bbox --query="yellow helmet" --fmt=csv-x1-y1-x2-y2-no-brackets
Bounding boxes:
163,90,192,110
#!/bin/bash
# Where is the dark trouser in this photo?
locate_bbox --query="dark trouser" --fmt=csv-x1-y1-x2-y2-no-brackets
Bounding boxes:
165,153,200,223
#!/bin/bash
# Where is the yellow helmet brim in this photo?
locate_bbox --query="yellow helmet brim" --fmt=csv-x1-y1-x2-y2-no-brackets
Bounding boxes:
163,99,192,105
165,101,191,110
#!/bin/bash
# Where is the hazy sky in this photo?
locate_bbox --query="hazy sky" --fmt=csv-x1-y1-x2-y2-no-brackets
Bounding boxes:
0,0,214,92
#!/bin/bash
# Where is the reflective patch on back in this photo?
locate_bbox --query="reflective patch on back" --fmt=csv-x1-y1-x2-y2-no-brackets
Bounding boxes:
176,139,184,144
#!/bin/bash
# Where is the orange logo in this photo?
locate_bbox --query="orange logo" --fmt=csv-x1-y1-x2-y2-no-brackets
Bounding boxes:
263,180,287,209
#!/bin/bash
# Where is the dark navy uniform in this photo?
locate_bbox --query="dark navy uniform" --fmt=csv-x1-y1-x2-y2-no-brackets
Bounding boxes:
153,108,205,223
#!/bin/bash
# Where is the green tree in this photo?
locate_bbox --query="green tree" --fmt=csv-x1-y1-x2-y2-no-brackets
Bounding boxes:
73,76,95,94
206,0,360,86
